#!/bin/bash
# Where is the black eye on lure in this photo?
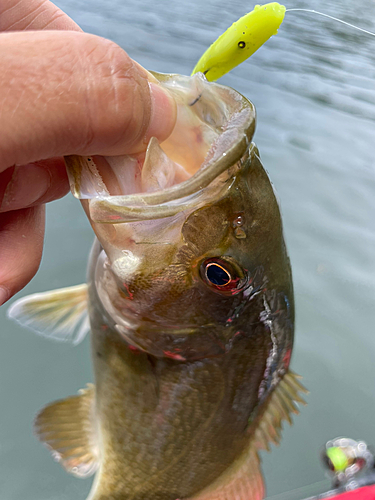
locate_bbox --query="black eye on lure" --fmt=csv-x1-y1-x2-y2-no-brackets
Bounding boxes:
191,2,375,82
201,258,245,293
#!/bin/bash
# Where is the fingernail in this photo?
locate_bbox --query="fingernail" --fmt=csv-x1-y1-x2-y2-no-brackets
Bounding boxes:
0,286,10,306
145,82,177,144
0,164,51,212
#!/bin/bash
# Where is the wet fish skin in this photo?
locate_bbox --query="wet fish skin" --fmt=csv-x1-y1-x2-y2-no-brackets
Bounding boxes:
85,148,294,499
93,147,293,361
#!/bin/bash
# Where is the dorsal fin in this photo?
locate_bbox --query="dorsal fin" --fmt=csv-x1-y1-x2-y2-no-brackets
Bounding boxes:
34,384,99,478
253,371,308,451
186,371,307,500
7,284,89,344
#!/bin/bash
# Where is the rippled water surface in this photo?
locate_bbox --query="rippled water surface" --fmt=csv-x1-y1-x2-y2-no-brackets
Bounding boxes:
1,0,375,498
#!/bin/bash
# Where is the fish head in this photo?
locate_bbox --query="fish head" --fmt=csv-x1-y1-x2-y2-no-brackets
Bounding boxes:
65,72,293,366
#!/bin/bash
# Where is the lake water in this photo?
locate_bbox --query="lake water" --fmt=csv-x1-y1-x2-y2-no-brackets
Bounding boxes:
1,0,375,498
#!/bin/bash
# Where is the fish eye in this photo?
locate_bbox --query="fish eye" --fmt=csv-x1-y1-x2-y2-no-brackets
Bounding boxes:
238,41,246,49
206,262,231,286
200,258,246,293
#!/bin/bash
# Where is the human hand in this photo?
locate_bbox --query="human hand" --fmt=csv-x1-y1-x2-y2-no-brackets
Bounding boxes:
0,0,177,306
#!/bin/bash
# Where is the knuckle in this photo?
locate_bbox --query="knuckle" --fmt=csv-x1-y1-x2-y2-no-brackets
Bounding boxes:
76,36,150,153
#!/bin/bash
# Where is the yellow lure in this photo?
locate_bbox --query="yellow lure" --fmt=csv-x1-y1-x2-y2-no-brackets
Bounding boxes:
192,2,286,81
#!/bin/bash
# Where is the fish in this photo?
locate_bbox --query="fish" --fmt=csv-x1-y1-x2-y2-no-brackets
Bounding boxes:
8,71,306,500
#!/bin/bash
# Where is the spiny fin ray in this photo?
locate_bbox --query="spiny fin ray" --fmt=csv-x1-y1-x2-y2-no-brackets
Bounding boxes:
254,371,307,451
186,371,306,500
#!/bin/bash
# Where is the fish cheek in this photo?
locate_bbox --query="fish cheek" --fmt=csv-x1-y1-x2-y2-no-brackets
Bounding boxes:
181,205,230,257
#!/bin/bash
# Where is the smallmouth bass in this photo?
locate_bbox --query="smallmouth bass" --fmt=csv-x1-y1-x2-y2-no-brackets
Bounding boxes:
9,72,306,500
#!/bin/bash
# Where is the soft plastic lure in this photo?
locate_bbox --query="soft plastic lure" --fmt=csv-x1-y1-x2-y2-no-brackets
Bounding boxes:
192,2,286,81
192,2,375,82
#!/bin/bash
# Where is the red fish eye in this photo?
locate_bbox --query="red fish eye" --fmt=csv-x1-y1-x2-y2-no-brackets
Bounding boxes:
200,258,245,293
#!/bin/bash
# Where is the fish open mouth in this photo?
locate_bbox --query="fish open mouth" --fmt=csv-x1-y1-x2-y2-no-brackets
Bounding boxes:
65,72,255,224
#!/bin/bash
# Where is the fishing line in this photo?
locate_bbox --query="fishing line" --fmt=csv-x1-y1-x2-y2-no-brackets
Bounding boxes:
286,8,375,37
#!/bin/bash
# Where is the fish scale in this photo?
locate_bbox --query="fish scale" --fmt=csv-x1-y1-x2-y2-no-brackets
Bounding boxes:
91,308,271,499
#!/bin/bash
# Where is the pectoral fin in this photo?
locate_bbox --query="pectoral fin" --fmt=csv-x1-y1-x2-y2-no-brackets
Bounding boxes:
35,384,99,478
186,371,307,500
7,284,89,344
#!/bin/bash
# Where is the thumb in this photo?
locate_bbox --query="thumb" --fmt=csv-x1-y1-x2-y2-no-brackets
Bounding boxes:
0,30,177,170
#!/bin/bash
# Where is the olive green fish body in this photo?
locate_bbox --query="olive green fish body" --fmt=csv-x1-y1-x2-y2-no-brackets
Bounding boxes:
89,307,270,499
84,149,294,499
8,73,304,500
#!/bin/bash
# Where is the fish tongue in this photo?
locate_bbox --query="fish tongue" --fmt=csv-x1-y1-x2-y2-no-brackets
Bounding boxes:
141,137,190,193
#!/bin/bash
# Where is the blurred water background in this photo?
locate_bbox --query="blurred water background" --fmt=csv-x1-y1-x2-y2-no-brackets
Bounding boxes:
1,0,375,498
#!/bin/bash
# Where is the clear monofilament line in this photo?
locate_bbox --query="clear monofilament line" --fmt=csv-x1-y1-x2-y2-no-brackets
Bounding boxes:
286,8,375,37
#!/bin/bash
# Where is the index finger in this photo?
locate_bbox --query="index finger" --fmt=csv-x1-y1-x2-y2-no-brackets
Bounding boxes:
0,0,81,31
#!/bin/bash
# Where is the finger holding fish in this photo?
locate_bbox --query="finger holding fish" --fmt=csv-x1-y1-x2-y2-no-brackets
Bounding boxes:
0,28,177,304
0,0,82,304
0,31,176,168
